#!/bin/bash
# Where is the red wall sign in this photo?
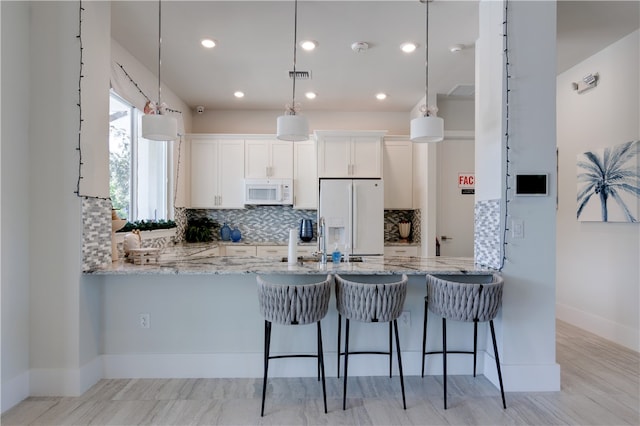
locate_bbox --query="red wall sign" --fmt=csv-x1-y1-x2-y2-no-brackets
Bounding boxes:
458,173,475,188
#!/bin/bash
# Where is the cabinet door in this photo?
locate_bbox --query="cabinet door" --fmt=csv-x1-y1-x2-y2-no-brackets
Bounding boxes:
383,140,413,209
293,140,318,209
217,139,246,208
190,139,218,208
244,140,270,178
351,136,382,178
225,245,257,256
318,135,350,177
256,245,288,257
269,140,294,178
384,246,419,256
245,140,293,179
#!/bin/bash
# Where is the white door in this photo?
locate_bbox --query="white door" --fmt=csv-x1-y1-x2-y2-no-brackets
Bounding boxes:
352,179,384,255
437,139,475,257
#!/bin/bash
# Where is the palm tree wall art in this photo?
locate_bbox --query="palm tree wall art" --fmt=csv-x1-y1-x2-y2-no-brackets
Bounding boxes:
577,140,640,222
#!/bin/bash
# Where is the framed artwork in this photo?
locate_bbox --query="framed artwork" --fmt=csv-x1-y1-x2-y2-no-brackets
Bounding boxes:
577,140,639,222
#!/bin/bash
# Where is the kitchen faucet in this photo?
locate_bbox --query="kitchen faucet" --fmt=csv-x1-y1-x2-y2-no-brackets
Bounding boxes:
316,217,327,264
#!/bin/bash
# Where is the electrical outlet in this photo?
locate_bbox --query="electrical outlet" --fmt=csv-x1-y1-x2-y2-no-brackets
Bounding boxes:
399,311,410,327
139,313,150,329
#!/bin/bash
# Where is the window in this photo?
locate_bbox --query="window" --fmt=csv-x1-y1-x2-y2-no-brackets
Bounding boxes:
109,92,173,221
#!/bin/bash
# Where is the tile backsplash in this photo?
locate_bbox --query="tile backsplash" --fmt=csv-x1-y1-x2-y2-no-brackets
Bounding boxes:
187,207,421,244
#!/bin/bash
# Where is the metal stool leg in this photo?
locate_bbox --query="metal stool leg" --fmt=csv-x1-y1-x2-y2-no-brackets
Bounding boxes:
421,297,428,377
442,317,448,410
389,322,393,378
317,321,328,413
260,320,272,417
473,320,478,377
342,318,350,410
490,320,507,409
393,319,407,409
337,313,342,378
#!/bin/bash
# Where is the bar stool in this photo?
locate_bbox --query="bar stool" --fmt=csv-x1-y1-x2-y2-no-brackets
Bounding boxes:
256,274,332,416
421,273,506,409
334,274,408,410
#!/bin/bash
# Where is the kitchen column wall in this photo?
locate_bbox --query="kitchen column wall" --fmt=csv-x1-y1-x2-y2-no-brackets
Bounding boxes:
475,0,560,391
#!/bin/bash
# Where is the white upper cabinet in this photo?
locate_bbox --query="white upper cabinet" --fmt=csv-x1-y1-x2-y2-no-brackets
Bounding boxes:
293,139,318,209
383,138,413,209
245,139,293,179
316,131,385,178
190,137,245,209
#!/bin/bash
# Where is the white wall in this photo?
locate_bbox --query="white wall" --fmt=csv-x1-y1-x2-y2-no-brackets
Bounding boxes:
192,109,410,135
1,1,31,412
556,30,640,351
475,0,560,391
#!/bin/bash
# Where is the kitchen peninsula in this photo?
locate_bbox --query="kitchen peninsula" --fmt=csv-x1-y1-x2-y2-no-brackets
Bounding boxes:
87,243,487,276
85,246,498,383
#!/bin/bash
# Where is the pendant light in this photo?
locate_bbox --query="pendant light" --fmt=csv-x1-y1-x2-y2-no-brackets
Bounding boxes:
276,0,309,142
410,0,444,143
142,0,178,141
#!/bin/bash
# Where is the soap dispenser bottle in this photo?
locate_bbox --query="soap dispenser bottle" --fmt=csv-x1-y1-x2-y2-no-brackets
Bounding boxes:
332,243,341,264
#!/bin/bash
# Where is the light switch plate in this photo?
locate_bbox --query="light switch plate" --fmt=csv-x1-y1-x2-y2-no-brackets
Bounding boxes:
512,219,524,239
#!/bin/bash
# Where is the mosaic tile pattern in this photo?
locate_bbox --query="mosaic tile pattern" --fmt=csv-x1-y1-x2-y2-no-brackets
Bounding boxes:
189,206,317,243
474,199,502,269
174,207,187,242
187,207,422,244
384,210,421,243
81,198,112,272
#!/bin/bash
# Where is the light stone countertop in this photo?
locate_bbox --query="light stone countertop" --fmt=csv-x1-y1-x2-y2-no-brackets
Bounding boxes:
87,242,493,276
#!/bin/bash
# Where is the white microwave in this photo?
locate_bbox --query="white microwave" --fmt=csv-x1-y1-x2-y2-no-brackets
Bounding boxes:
244,178,293,205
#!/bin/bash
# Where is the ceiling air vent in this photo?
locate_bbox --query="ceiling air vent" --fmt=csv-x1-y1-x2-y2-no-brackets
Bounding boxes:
289,70,311,80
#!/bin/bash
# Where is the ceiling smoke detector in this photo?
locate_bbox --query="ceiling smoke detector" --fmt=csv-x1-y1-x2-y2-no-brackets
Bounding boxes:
351,42,369,53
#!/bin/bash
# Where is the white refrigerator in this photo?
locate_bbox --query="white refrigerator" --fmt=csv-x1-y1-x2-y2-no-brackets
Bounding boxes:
318,178,384,256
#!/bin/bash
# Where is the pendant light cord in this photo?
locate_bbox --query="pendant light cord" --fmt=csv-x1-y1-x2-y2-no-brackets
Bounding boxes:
157,0,163,109
424,0,430,117
291,0,299,114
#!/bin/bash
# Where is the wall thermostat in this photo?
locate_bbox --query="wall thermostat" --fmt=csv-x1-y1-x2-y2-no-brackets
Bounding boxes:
515,173,548,196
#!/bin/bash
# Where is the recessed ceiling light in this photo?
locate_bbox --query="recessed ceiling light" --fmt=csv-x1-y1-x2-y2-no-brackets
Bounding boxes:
400,42,417,53
300,40,317,51
201,38,216,49
234,91,245,98
305,92,317,100
376,93,387,100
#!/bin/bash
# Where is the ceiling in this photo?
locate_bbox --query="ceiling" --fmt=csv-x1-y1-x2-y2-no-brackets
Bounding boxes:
111,1,639,114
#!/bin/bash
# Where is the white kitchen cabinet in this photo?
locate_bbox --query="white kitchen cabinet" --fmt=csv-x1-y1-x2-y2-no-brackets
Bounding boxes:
256,245,288,257
384,246,419,257
297,245,316,256
245,139,293,179
383,139,413,209
293,140,318,209
190,137,245,208
223,245,257,256
316,131,384,178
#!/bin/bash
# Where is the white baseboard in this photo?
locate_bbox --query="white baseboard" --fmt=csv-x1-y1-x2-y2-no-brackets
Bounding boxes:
483,354,560,392
557,303,640,352
29,356,103,397
103,350,559,391
1,370,30,414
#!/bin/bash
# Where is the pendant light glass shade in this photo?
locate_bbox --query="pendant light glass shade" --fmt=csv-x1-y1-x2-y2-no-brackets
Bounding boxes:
142,114,178,141
410,115,444,143
276,114,309,142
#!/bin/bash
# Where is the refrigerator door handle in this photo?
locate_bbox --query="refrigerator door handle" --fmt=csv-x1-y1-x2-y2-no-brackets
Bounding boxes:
348,183,354,251
352,184,358,251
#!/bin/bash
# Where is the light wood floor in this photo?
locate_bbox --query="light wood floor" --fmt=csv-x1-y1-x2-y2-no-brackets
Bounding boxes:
3,321,639,425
